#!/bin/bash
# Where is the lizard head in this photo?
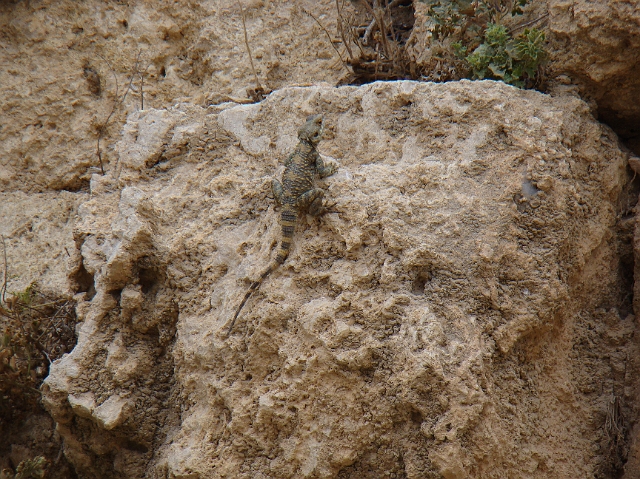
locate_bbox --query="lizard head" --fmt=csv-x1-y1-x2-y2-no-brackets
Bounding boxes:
298,114,324,145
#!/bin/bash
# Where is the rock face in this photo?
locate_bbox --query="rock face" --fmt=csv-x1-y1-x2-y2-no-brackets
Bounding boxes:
548,0,640,144
0,191,87,294
3,0,640,477
0,0,343,192
41,81,638,478
2,0,639,196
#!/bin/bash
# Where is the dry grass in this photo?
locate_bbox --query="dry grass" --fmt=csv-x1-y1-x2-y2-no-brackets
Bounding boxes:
0,282,76,426
604,394,628,473
335,0,419,84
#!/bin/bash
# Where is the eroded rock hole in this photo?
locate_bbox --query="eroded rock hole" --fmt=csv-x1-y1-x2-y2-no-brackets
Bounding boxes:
109,288,123,300
139,268,158,294
137,256,165,295
412,270,431,295
83,64,101,96
121,438,149,454
617,172,639,318
61,177,91,193
72,261,96,300
410,409,423,424
599,108,640,154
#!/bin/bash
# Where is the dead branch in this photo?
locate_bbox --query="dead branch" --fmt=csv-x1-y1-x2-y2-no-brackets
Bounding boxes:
121,50,143,106
96,50,143,175
363,18,376,46
336,0,355,62
509,12,550,34
239,1,263,92
96,54,119,175
363,0,403,46
1,235,7,304
302,7,350,71
358,0,392,59
139,69,146,111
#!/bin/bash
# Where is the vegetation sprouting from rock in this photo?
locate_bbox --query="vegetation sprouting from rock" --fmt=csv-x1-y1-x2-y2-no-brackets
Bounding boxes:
0,277,76,475
419,0,547,87
332,0,547,89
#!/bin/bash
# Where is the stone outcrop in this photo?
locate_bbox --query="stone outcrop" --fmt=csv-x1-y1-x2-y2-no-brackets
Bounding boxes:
0,0,343,192
3,0,640,477
548,0,640,146
41,81,639,478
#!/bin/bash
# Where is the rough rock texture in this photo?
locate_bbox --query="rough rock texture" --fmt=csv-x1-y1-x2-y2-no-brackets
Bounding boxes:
41,81,639,478
3,0,640,477
548,0,640,146
2,0,638,196
0,191,87,295
0,0,342,192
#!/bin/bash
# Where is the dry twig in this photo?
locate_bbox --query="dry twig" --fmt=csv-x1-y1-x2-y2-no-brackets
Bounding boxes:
239,2,263,93
605,395,625,443
509,12,550,34
96,54,118,175
336,0,355,62
1,235,7,305
302,8,350,71
96,50,144,174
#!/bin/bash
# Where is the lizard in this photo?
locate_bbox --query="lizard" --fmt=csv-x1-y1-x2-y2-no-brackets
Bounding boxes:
227,114,338,336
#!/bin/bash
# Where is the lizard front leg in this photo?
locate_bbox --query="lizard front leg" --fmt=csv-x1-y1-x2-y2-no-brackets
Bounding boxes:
272,178,284,206
315,154,338,179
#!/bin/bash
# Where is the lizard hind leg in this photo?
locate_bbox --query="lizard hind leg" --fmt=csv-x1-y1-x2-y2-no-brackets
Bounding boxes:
297,188,326,216
308,197,326,217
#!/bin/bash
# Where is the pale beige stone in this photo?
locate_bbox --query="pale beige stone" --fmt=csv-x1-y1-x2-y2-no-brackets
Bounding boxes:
39,81,634,478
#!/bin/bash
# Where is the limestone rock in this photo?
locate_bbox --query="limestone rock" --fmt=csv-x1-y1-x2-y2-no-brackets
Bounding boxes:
41,81,637,478
0,191,86,296
0,0,342,192
548,0,640,141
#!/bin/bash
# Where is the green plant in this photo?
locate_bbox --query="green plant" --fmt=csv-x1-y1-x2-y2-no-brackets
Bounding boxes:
14,457,47,479
426,0,471,41
419,0,547,88
463,24,547,86
423,0,532,40
458,23,546,88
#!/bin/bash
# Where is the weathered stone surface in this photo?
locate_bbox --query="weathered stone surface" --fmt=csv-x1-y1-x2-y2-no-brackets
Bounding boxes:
2,0,638,195
548,0,640,143
0,191,86,296
0,0,342,192
41,81,638,478
3,0,640,476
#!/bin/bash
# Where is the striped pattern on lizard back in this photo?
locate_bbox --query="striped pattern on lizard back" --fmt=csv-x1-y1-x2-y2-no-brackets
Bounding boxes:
226,114,338,336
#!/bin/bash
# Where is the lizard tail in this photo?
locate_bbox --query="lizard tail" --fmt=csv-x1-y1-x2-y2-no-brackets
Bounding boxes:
227,263,276,335
275,204,296,265
226,205,297,336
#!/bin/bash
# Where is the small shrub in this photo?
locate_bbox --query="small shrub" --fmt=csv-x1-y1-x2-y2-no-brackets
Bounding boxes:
14,456,47,479
335,0,417,84
419,0,547,88
460,23,547,87
0,284,76,427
